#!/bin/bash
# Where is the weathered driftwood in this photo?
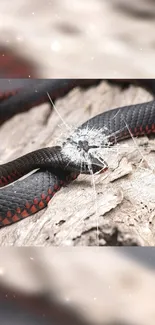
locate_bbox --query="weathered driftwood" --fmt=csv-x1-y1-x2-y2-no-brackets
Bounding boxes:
0,81,154,246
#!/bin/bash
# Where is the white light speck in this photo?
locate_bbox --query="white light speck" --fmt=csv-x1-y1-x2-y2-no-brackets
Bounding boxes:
51,40,61,52
16,36,23,42
65,296,70,302
93,297,97,301
28,75,31,78
89,23,96,31
62,239,73,246
55,14,61,20
113,71,118,76
0,267,4,275
86,23,97,36
30,256,34,260
32,12,35,15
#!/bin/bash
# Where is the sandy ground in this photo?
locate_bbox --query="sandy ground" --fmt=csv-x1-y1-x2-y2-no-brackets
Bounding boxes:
0,0,155,77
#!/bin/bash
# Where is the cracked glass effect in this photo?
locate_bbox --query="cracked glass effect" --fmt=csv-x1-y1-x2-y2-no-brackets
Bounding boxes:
62,126,110,174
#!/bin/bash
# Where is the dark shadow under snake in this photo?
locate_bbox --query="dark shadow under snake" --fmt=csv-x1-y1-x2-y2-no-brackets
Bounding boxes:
0,79,155,227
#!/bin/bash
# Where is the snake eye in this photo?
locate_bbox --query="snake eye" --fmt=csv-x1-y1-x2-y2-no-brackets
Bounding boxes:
77,140,89,152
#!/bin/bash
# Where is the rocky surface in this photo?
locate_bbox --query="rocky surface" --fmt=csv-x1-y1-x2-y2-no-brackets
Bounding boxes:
0,80,155,246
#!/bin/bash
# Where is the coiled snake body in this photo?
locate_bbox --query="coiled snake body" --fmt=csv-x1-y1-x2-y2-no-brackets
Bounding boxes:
0,79,155,227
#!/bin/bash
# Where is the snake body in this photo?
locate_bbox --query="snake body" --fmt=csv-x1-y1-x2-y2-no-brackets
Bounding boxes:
0,79,100,122
0,79,155,227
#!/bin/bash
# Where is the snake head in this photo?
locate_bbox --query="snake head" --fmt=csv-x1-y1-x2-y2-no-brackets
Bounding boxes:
62,131,108,175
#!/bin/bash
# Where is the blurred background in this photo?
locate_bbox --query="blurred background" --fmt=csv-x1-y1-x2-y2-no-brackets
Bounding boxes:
0,0,155,78
1,248,155,325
